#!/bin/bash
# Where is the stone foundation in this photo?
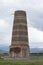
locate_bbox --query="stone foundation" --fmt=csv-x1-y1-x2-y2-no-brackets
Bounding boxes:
9,44,29,58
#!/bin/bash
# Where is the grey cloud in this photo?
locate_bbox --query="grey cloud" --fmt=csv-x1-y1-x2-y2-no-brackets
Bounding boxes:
0,28,12,45
28,8,43,31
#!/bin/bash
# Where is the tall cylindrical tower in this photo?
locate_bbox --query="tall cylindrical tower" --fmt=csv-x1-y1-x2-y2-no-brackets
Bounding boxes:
9,10,29,58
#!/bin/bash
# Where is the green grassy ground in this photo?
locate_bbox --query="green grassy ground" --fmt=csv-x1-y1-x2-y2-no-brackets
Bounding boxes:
0,54,43,65
0,60,43,65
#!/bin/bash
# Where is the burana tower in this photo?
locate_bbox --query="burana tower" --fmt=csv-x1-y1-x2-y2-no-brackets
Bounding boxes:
9,10,30,58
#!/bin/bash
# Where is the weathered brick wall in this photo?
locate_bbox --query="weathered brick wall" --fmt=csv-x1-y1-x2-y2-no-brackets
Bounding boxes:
9,10,30,58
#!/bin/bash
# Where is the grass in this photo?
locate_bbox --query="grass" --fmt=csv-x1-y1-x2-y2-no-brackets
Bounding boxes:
0,60,43,65
0,53,43,65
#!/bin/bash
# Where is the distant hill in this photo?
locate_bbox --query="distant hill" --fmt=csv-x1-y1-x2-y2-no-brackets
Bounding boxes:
0,45,9,54
0,49,8,54
0,45,9,51
30,48,43,53
0,45,43,53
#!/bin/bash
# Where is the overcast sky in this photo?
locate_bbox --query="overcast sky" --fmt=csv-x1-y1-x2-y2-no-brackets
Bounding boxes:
0,0,43,48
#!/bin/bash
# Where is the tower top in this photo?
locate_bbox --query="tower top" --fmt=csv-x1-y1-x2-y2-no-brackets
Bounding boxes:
14,10,26,16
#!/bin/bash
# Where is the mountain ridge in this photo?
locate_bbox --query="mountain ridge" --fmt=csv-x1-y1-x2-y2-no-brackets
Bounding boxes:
0,45,43,53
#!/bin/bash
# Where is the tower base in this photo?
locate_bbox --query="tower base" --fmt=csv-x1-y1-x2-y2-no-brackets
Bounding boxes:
9,44,29,58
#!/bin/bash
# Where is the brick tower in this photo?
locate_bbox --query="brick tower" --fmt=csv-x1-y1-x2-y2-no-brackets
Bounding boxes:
9,10,29,58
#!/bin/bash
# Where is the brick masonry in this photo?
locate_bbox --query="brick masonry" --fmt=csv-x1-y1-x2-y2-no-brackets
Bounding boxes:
9,10,30,58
